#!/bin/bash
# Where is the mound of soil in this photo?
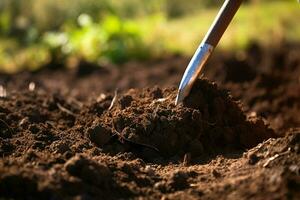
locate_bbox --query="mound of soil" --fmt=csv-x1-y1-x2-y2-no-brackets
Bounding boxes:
87,79,274,161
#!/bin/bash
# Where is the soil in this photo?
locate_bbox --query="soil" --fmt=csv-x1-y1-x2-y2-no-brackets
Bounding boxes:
0,42,300,199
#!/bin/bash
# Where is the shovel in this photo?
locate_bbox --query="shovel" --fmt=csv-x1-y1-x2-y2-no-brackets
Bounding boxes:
175,0,243,105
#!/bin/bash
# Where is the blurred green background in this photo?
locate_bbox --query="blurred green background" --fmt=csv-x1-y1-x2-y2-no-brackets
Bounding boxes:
0,0,299,73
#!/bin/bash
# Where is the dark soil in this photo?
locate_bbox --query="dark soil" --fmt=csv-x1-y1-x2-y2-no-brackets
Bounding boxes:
0,42,300,199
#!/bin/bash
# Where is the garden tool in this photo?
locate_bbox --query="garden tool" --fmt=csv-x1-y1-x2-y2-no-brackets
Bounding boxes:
175,0,243,105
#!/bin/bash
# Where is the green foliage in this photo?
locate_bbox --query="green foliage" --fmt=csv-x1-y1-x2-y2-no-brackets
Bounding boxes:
0,10,11,35
43,14,147,64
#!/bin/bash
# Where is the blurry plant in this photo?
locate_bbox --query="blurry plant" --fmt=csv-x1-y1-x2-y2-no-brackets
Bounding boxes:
0,11,11,35
0,38,49,73
43,13,148,65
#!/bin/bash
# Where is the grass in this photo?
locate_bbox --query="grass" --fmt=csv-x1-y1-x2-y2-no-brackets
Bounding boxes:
147,0,300,55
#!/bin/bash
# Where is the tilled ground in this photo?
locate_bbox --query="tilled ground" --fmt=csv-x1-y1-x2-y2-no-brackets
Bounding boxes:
0,42,300,199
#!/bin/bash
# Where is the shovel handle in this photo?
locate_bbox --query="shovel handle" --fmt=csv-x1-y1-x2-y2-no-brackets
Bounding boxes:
204,0,243,47
175,0,243,105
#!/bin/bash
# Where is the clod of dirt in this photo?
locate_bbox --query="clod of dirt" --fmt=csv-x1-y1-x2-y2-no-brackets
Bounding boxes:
167,170,189,191
150,86,163,99
97,79,275,159
86,122,111,147
64,154,111,186
50,140,70,154
119,95,133,109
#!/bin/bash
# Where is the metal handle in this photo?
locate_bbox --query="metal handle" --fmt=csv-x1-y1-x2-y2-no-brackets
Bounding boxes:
204,0,243,47
175,0,243,105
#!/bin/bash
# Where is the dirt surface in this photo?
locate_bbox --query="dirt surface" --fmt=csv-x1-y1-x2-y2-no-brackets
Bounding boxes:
0,42,300,199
